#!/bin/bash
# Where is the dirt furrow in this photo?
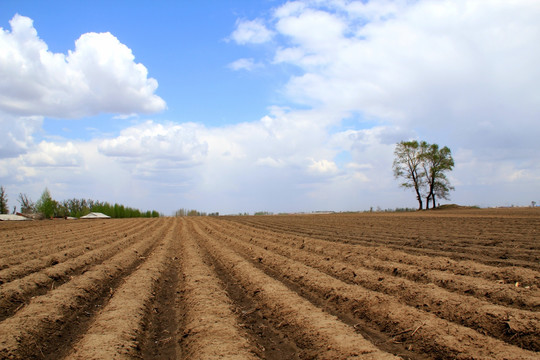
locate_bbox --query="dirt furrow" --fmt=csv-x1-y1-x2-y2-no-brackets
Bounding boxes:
140,220,184,359
282,223,539,270
0,219,156,285
204,219,540,351
0,219,164,321
0,219,169,359
380,243,538,270
65,219,179,359
207,244,304,359
218,218,540,311
0,220,128,259
175,219,257,360
0,219,149,273
231,213,540,270
190,219,399,360
200,219,538,359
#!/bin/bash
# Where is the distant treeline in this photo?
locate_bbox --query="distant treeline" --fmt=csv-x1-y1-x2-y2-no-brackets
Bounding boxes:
2,186,160,218
174,208,219,217
63,198,160,218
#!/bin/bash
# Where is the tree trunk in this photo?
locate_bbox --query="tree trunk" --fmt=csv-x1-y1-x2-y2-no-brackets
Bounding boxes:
415,187,423,210
426,177,436,210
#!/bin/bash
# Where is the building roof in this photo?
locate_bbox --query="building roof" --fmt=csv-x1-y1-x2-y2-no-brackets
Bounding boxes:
80,212,111,219
0,214,32,221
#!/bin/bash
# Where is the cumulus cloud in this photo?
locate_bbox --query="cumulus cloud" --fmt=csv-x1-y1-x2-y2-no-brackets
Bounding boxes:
0,113,42,158
0,14,166,119
229,19,274,44
98,121,208,166
0,140,84,190
25,141,81,167
90,108,356,211
275,8,347,55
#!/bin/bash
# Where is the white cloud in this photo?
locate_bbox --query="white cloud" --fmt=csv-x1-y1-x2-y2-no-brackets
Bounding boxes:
273,1,307,19
84,108,354,212
0,113,42,158
228,58,259,71
270,0,540,156
275,8,347,55
98,121,208,166
0,14,165,119
25,141,81,167
308,159,338,175
229,19,274,44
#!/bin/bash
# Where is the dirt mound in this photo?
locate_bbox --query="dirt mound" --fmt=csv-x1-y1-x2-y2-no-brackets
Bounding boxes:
434,204,477,210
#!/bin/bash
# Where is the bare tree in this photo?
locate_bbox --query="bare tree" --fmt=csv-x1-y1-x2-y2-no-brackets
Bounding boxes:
18,193,35,214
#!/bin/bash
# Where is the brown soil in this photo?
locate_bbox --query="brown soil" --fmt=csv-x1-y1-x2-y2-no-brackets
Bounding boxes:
0,208,538,359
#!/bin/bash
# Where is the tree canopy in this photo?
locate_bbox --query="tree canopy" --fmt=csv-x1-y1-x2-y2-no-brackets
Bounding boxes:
393,140,454,210
393,140,425,210
36,188,56,219
421,143,455,209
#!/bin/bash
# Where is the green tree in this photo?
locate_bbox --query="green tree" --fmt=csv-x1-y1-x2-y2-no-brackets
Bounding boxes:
421,144,455,209
36,188,55,219
393,140,426,210
394,140,455,210
0,186,8,214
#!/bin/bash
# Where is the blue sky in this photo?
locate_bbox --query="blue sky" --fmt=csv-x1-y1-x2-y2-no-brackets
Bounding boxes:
1,0,539,214
1,1,278,129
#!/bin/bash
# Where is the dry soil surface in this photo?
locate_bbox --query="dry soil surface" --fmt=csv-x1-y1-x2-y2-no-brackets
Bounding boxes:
0,208,538,359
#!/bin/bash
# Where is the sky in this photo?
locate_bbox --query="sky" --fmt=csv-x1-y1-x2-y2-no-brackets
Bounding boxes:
0,0,539,215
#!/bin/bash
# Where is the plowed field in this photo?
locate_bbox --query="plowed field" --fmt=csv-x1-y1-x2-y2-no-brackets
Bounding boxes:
0,208,538,359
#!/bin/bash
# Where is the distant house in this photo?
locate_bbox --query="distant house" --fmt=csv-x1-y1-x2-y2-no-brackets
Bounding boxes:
0,214,32,221
80,212,111,219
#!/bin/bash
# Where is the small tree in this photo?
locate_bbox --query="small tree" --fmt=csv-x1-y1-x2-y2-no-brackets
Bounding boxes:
0,186,8,214
394,140,454,209
393,140,426,210
18,193,34,214
421,144,454,209
36,188,55,219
